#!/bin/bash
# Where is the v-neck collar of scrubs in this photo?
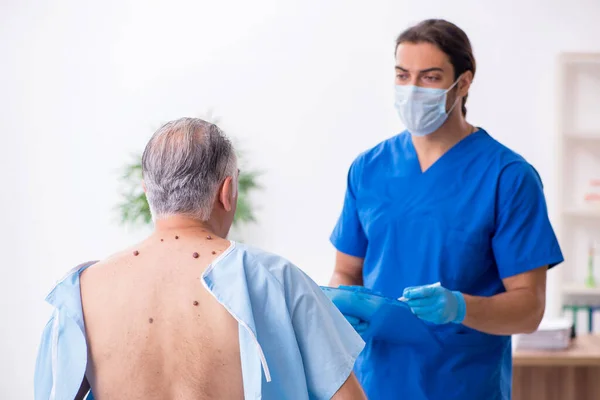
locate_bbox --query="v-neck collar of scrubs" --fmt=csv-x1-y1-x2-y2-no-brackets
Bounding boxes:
407,128,484,175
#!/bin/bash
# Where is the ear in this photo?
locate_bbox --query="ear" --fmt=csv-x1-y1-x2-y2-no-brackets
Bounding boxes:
457,70,473,98
218,176,235,212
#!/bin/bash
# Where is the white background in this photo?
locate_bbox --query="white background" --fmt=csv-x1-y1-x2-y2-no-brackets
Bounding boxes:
2,0,600,397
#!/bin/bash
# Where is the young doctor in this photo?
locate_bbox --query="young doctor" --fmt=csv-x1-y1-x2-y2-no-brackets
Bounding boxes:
328,19,563,399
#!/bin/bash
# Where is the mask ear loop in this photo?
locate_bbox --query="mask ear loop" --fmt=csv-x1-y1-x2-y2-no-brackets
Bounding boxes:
444,75,464,115
446,94,460,116
444,76,461,94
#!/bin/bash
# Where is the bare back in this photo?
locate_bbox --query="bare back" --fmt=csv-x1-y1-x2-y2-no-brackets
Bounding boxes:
80,232,243,400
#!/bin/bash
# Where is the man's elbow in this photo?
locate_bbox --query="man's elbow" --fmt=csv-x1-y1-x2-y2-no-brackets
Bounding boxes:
331,373,367,400
522,296,546,334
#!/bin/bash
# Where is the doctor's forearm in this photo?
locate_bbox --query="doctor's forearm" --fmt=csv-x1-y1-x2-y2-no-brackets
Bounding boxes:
329,271,363,287
330,252,364,287
461,289,545,335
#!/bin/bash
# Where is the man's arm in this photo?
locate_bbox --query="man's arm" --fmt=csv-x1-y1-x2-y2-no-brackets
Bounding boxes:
457,162,560,335
330,158,368,285
329,251,364,287
403,266,548,334
462,265,547,335
285,264,366,400
331,373,367,400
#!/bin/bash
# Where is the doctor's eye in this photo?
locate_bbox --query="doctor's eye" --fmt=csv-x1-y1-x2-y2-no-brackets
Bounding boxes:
396,73,409,81
423,75,441,83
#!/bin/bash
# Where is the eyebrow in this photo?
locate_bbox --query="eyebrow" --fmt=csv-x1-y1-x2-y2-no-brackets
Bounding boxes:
395,66,445,73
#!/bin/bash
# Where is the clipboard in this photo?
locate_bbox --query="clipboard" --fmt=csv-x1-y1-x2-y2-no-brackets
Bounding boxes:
321,286,436,345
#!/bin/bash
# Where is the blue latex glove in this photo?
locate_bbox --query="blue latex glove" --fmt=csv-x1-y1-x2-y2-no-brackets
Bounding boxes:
403,283,466,324
336,285,374,335
344,315,369,335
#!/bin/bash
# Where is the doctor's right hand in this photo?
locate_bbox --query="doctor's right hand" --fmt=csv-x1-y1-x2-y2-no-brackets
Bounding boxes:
343,315,369,335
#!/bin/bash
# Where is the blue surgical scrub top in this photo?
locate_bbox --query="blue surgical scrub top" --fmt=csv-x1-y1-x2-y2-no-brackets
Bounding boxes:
34,243,364,400
330,129,563,400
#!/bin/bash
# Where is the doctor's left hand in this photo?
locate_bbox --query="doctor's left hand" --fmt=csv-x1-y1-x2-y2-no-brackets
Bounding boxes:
403,284,466,324
343,315,369,335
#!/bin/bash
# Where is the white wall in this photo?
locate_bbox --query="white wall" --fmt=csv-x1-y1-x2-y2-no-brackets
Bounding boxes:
2,0,600,397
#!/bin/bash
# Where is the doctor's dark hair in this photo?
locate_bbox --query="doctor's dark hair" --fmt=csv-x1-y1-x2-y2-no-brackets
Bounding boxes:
395,19,476,117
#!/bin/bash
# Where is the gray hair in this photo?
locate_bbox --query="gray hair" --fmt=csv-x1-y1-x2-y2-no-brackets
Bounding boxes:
142,117,237,221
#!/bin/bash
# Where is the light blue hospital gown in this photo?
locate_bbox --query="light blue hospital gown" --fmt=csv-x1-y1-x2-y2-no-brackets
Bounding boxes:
34,242,365,400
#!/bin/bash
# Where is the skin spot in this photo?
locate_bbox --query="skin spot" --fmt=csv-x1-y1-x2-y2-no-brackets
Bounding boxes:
175,235,179,239
192,252,199,258
149,318,154,323
206,235,212,240
133,250,139,256
212,251,216,255
160,239,164,242
193,301,199,306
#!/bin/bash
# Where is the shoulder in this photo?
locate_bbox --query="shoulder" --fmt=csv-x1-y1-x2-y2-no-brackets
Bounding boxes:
476,129,528,166
496,161,544,202
232,243,309,285
484,134,541,185
352,131,409,168
231,244,322,306
46,245,137,305
45,260,98,304
473,130,545,204
78,247,132,282
474,129,541,182
346,132,410,186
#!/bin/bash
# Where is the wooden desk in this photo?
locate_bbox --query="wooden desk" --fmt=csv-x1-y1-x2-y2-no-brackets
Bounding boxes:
513,335,600,400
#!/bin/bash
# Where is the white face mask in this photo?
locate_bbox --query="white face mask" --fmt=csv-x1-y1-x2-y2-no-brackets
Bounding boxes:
394,78,460,137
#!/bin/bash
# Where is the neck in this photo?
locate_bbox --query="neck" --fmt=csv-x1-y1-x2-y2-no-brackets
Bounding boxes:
411,110,473,155
154,215,224,238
